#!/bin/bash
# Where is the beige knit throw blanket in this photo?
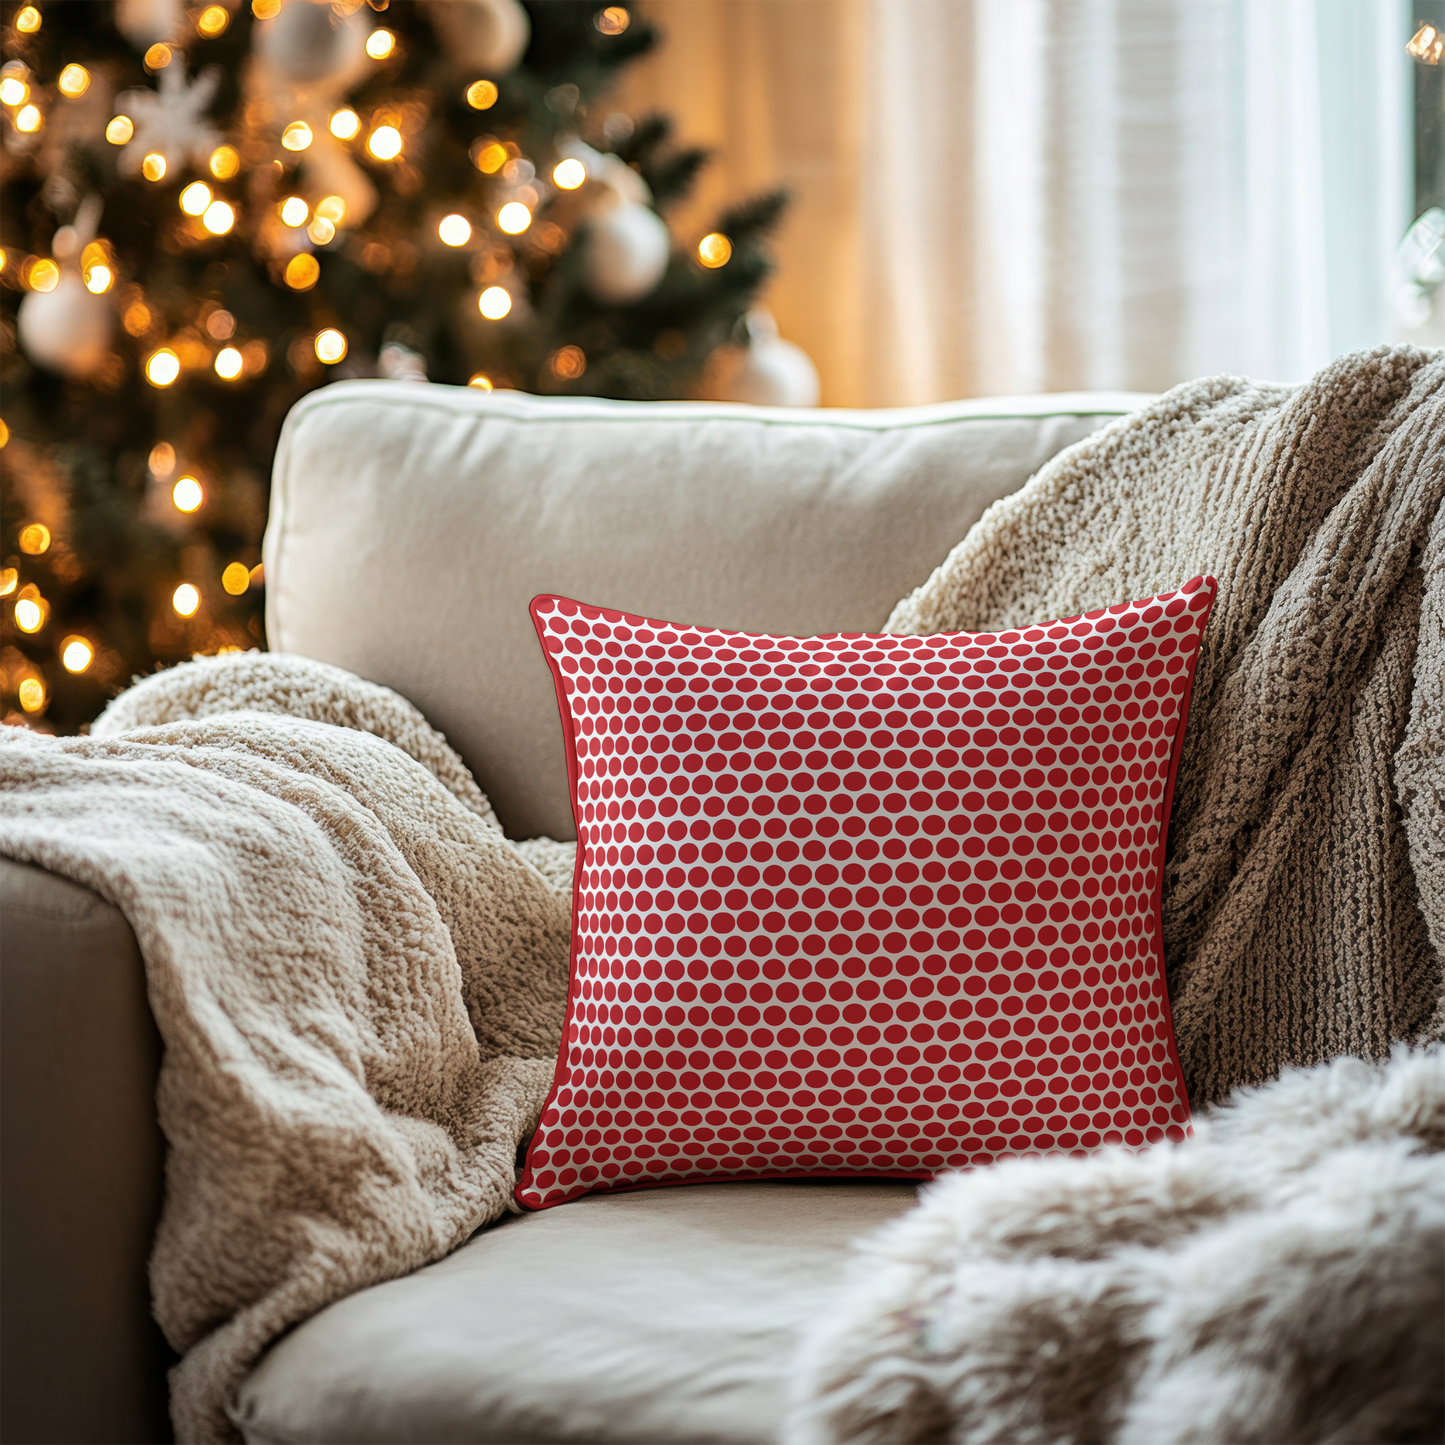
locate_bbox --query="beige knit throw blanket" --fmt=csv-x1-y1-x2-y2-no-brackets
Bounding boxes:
0,655,573,1442
888,345,1445,1104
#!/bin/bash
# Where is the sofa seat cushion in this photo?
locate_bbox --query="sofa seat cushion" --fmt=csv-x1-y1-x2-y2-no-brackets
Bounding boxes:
233,1179,917,1445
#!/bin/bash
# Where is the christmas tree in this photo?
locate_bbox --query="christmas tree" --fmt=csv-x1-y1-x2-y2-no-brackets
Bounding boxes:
0,0,789,734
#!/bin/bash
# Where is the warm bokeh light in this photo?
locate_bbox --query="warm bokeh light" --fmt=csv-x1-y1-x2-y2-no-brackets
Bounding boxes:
315,194,347,224
438,213,472,246
281,121,313,152
27,258,59,292
698,232,732,268
144,43,173,71
172,476,204,512
596,6,630,35
61,636,94,673
475,141,507,174
14,597,44,632
202,200,235,235
280,195,309,227
365,28,395,59
172,583,200,617
146,348,181,386
19,523,50,554
284,253,320,290
367,124,402,161
307,216,335,245
552,158,586,189
221,562,251,596
497,201,531,234
15,104,42,133
58,64,90,98
142,152,168,181
1408,24,1443,63
478,286,512,319
124,301,152,336
206,309,235,339
0,417,7,446
209,144,240,179
18,676,46,712
149,441,176,475
180,181,213,215
314,328,347,363
84,264,112,293
106,115,134,145
550,345,586,380
329,108,361,140
466,79,498,110
0,568,15,595
196,4,230,37
249,563,265,589
252,0,282,17
0,76,27,106
214,346,243,379
468,373,494,390
15,7,41,34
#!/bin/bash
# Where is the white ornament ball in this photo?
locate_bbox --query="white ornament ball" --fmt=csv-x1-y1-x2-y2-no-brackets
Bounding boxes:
116,0,186,47
257,0,367,86
18,274,115,379
723,318,820,408
427,0,530,76
583,203,671,306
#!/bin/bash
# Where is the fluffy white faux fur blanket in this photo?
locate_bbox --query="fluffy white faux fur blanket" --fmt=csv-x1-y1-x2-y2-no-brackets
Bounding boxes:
785,1047,1445,1445
0,655,573,1442
790,345,1445,1444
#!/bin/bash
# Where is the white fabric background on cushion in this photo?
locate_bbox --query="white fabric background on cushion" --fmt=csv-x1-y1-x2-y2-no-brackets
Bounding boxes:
619,0,1412,404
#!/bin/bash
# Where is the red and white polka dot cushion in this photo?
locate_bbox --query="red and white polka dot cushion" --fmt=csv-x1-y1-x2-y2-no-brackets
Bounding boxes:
515,577,1216,1210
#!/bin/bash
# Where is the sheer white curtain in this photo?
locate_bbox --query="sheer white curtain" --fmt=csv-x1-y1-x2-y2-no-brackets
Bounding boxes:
619,0,1413,405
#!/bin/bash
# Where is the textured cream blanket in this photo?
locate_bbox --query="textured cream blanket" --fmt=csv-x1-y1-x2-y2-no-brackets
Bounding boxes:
786,345,1445,1444
0,656,573,1442
889,345,1445,1104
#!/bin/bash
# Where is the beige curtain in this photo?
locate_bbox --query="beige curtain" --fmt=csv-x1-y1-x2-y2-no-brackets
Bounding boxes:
617,0,1410,407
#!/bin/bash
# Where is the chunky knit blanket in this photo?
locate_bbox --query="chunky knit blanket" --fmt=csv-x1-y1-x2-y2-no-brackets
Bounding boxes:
785,345,1445,1444
0,656,573,1442
889,345,1445,1104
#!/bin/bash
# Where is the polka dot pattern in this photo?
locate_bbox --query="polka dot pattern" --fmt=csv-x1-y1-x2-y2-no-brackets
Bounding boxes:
515,578,1216,1210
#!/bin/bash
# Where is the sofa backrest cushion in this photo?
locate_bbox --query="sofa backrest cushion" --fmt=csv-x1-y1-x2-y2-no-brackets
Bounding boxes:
265,384,1149,841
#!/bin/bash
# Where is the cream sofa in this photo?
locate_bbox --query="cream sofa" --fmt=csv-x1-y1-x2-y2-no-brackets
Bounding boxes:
0,383,1150,1444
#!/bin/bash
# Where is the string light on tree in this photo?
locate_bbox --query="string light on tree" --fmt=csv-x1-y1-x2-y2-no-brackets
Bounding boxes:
329,108,361,140
479,286,512,319
280,196,309,227
209,145,239,179
146,348,181,386
221,563,250,595
202,201,235,235
57,65,90,98
284,253,320,290
367,123,402,161
281,121,312,152
314,329,347,364
180,181,212,216
18,676,46,712
466,80,498,110
14,6,41,33
214,347,243,379
365,29,396,60
553,158,586,189
172,476,203,512
438,214,472,246
697,232,732,268
196,5,229,38
497,201,531,234
142,152,167,181
172,583,200,617
61,637,94,673
15,104,42,133
19,524,50,554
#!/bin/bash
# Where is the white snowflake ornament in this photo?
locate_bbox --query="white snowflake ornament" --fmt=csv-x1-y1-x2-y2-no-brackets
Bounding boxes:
114,62,222,180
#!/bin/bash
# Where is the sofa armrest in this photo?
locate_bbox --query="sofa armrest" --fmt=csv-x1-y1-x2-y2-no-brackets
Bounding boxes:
1,858,174,1444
